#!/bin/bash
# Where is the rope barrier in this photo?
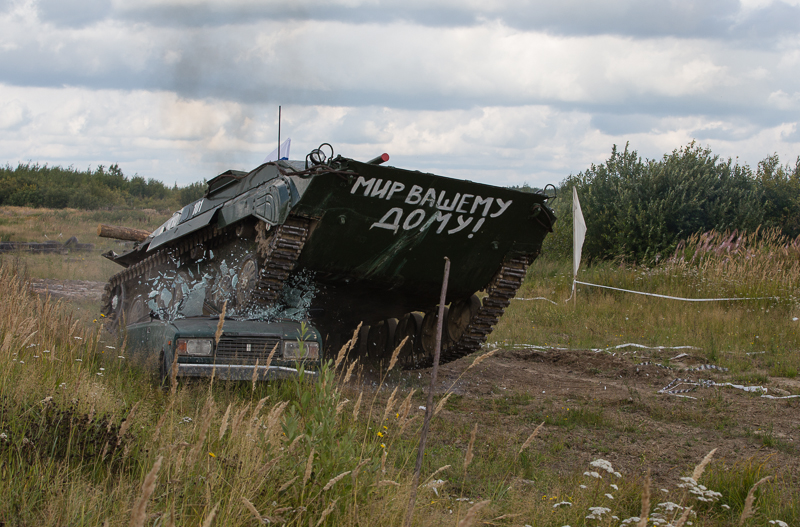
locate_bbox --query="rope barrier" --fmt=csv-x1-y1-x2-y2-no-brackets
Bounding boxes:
573,280,774,302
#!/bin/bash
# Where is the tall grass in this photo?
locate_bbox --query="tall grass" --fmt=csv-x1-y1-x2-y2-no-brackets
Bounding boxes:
498,229,800,378
1,249,798,525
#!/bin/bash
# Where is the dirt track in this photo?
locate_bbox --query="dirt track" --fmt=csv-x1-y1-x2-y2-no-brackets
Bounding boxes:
29,278,106,302
397,346,800,486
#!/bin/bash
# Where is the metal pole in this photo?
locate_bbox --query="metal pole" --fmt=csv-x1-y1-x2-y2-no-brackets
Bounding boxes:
404,257,450,527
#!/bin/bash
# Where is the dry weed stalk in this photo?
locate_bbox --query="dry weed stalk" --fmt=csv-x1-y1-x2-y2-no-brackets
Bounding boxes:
397,388,416,421
323,471,352,491
467,348,498,371
464,424,477,469
214,301,227,345
376,480,399,487
188,397,214,465
287,434,306,452
303,448,316,486
637,471,651,527
381,385,399,423
739,476,772,525
399,414,419,434
241,497,262,523
692,448,717,481
170,352,179,397
264,342,278,370
518,422,545,455
314,499,339,527
201,501,220,527
351,458,372,482
673,506,693,527
423,464,451,484
434,393,451,416
457,500,490,527
248,396,269,435
335,322,361,370
352,391,363,420
381,449,388,474
117,401,141,446
265,401,289,448
152,400,175,442
230,402,251,436
387,336,407,372
258,455,283,476
130,455,163,527
335,398,349,415
279,476,298,493
218,403,232,441
250,358,259,392
343,358,359,384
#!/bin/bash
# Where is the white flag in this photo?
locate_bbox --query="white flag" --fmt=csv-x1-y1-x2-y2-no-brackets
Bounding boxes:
263,138,291,163
573,186,586,278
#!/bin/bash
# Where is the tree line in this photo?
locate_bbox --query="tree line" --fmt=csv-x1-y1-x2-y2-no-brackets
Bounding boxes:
0,163,206,211
538,142,800,263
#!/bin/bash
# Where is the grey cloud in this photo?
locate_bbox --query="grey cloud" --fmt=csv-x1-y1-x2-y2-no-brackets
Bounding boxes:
590,113,660,135
36,0,112,26
780,124,800,143
731,2,800,40
31,0,800,42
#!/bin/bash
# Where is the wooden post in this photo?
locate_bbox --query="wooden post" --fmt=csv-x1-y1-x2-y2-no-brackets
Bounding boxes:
404,257,450,527
97,224,151,242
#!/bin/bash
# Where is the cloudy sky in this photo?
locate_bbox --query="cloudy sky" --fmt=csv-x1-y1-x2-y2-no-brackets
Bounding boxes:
0,0,798,188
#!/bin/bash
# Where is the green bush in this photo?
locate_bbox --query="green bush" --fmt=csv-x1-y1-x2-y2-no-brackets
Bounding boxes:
542,142,800,264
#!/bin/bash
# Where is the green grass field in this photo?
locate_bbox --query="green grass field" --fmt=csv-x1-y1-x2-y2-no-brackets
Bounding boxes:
0,207,798,526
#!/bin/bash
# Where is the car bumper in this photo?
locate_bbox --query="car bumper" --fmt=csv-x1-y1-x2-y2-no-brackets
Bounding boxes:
177,363,319,380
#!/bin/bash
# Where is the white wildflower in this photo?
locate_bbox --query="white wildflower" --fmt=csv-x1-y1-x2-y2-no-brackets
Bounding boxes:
589,459,616,474
768,521,789,527
656,502,684,512
610,484,619,490
583,471,602,479
721,504,731,510
579,485,587,489
552,501,572,508
605,493,614,500
585,507,610,520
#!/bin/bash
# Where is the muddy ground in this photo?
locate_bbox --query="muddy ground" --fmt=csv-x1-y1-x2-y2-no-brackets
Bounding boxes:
33,279,800,489
401,346,800,487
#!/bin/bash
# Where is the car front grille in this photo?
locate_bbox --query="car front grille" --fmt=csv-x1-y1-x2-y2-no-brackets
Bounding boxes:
215,337,281,362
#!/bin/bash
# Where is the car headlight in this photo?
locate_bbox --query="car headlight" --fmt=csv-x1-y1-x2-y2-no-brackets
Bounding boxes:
283,341,320,360
176,338,213,356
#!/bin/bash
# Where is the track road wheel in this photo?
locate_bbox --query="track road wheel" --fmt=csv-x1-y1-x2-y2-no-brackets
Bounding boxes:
419,306,451,362
367,318,398,360
446,294,481,342
395,313,423,368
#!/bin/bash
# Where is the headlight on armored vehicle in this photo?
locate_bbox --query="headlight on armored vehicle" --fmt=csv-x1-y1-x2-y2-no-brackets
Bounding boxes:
176,338,213,356
283,341,320,360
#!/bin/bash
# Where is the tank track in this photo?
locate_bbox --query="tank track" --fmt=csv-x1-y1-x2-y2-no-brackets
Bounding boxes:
250,217,311,308
405,254,532,369
101,217,311,330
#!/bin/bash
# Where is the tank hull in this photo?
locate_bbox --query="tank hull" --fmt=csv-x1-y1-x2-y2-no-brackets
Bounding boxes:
102,154,555,368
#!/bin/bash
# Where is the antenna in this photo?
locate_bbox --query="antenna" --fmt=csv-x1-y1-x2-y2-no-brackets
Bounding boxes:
277,106,281,160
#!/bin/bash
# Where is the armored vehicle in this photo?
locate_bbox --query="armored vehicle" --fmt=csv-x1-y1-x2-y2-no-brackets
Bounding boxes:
101,145,556,368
